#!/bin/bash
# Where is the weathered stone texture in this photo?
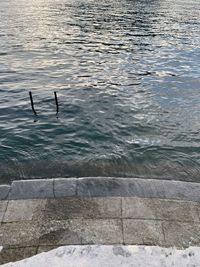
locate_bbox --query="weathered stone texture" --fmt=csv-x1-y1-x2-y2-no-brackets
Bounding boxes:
38,219,83,246
163,221,200,248
8,179,54,200
123,219,165,246
122,197,200,222
0,201,7,223
1,184,200,265
80,219,123,244
38,219,123,246
1,222,40,247
41,197,121,220
0,247,37,265
77,177,200,202
3,199,46,223
2,177,200,201
54,178,77,198
0,185,10,201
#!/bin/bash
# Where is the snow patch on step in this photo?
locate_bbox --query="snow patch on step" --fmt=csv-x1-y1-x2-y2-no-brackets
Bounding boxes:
2,245,200,267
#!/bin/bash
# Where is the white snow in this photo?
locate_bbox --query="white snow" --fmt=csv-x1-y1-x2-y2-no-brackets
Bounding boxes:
2,245,200,267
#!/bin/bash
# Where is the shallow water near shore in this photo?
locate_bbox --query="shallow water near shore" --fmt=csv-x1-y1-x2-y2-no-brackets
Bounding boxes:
0,0,199,183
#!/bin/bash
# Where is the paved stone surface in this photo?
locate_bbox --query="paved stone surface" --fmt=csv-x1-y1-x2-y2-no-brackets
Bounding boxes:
1,177,200,201
1,177,200,264
0,218,122,252
8,179,54,200
38,219,122,246
54,178,77,198
0,247,37,265
41,197,121,220
0,201,7,223
78,177,152,197
3,199,47,223
163,180,200,203
0,185,10,200
122,197,200,222
80,219,123,244
1,220,82,248
77,177,166,197
77,177,200,202
123,219,165,246
38,220,83,246
1,221,41,247
163,221,200,248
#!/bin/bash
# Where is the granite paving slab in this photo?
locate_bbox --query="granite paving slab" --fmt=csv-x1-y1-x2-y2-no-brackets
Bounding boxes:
38,219,123,246
40,197,121,220
0,201,7,223
54,178,77,198
38,219,83,246
0,186,10,201
123,219,165,246
1,221,41,247
0,247,37,265
1,177,200,202
80,219,123,244
3,199,47,223
77,177,200,202
8,179,54,200
162,221,200,248
122,197,200,222
1,177,200,265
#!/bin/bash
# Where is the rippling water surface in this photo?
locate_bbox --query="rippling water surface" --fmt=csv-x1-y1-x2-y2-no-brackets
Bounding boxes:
0,0,199,183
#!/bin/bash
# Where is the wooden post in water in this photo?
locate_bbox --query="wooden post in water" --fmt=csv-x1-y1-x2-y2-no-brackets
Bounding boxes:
54,91,59,118
29,91,37,116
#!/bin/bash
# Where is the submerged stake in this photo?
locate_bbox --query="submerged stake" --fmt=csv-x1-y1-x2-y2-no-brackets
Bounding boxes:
54,91,59,117
29,91,37,116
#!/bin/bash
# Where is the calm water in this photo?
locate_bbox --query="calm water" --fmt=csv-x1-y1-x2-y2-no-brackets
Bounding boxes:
0,0,199,183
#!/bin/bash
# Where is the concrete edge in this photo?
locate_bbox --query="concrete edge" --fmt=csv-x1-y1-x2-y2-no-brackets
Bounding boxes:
0,177,200,202
0,185,11,200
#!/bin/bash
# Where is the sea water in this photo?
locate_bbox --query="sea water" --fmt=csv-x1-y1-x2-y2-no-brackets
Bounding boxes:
0,0,199,183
